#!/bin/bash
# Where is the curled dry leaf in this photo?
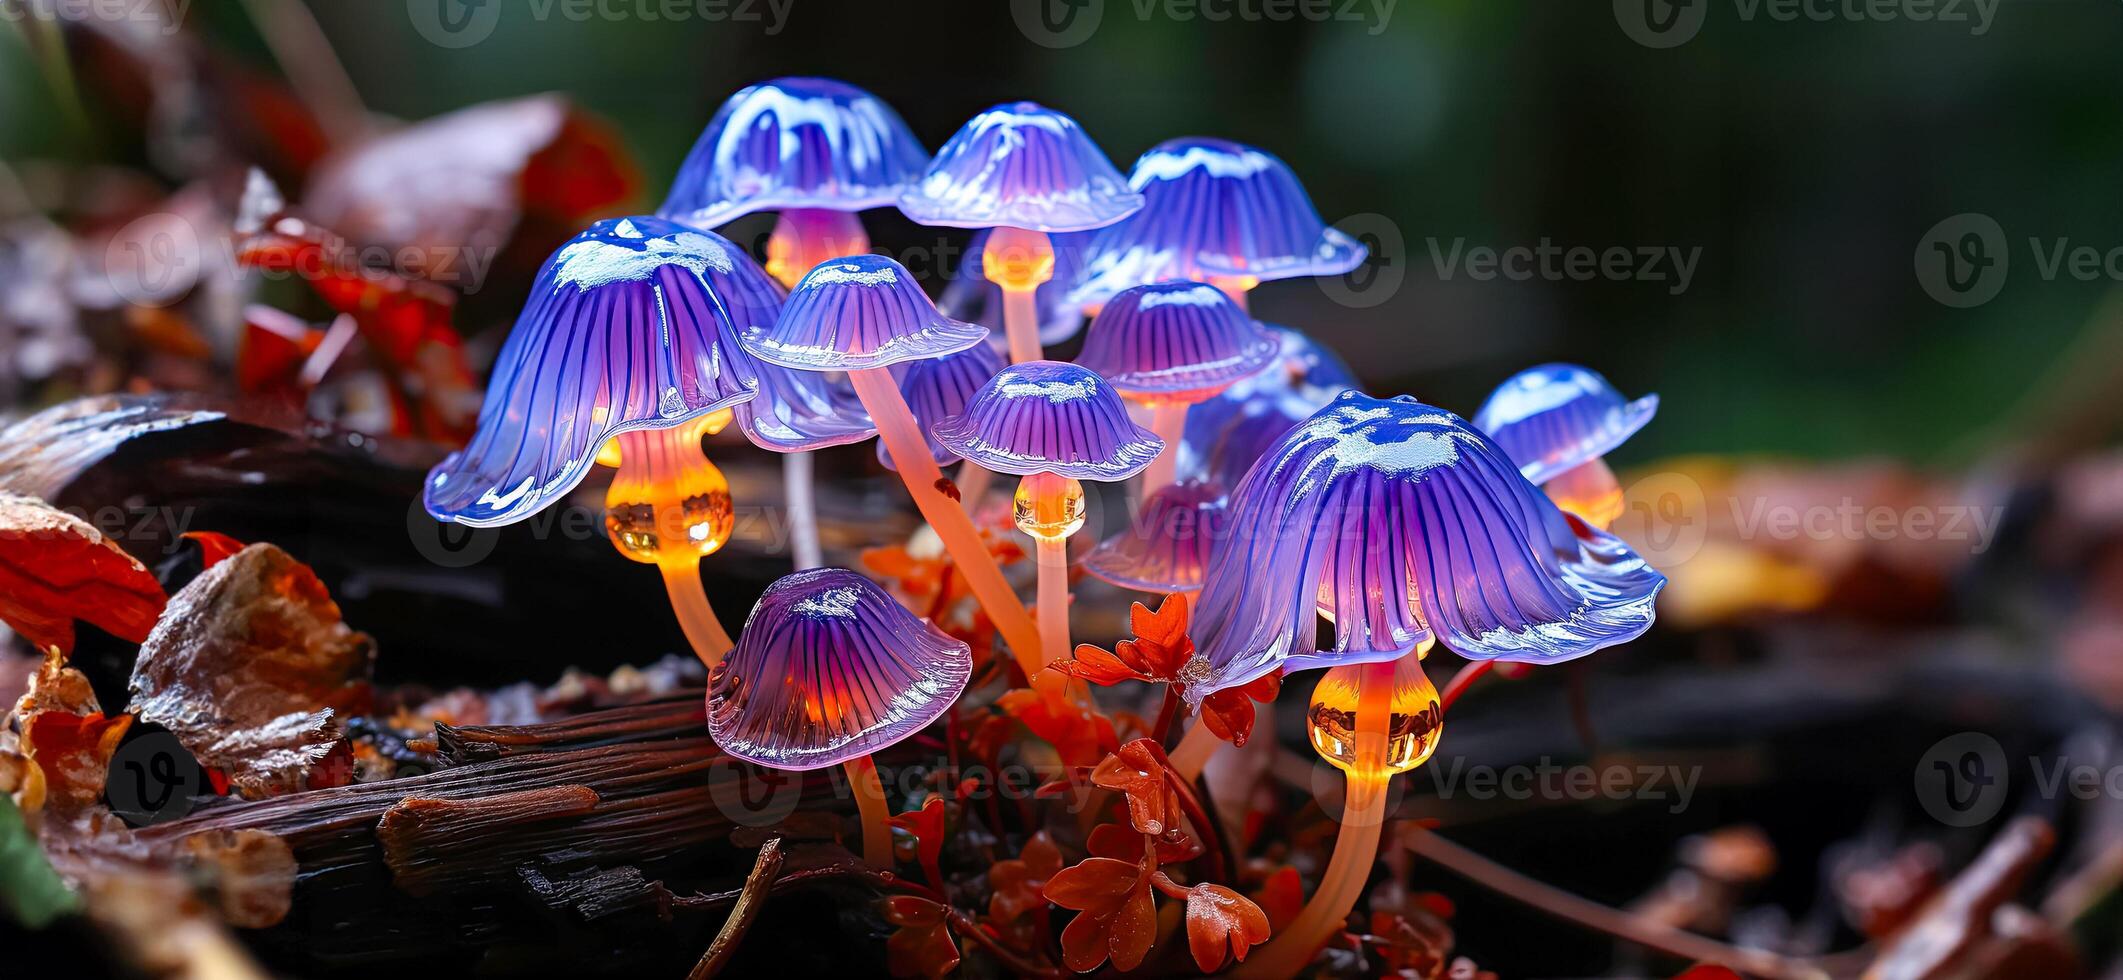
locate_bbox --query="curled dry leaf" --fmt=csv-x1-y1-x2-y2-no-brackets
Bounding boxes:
13,646,101,721
881,895,961,980
179,829,297,928
0,492,166,655
1184,881,1272,972
129,543,375,798
21,710,131,810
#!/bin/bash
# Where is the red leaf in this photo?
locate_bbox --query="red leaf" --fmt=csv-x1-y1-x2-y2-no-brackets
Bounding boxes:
887,796,948,888
1254,866,1304,932
1043,857,1142,910
1198,669,1283,747
182,531,246,570
1185,882,1273,972
1052,643,1155,686
1090,739,1175,836
1126,594,1193,675
22,710,133,809
881,897,960,979
0,492,167,654
998,688,1119,770
1672,968,1744,980
988,830,1064,925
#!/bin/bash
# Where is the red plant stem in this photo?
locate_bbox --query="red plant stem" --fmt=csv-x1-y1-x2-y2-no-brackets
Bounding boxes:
1439,660,1496,712
1149,686,1182,747
1149,870,1195,900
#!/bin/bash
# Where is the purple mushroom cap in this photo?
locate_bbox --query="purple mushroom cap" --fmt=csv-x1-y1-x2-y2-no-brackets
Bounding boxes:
1185,391,1665,703
1082,480,1230,594
741,253,988,372
898,102,1143,233
1069,137,1367,308
938,228,1094,347
659,77,930,229
423,216,759,527
879,343,1006,471
932,361,1164,481
1472,363,1659,485
1073,281,1279,401
708,567,971,771
1178,325,1360,488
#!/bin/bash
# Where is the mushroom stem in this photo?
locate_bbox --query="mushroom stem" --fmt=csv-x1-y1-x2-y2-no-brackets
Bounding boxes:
846,368,1049,693
1544,456,1625,530
1166,715,1220,781
954,462,994,515
983,226,1055,364
784,451,823,568
1035,536,1070,669
1142,403,1188,496
1208,275,1256,313
657,560,734,668
1234,658,1396,979
844,755,893,869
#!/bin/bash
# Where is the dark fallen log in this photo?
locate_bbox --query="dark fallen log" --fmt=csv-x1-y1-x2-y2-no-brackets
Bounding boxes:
118,695,866,974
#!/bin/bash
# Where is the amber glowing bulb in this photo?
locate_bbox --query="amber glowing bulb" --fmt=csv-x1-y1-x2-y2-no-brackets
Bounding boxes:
1543,457,1626,530
1306,648,1443,777
1012,471,1086,541
603,424,735,565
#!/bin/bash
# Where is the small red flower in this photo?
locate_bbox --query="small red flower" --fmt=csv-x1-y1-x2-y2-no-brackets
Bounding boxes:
1184,881,1272,972
1090,739,1179,836
881,896,961,979
1044,837,1158,973
987,830,1063,925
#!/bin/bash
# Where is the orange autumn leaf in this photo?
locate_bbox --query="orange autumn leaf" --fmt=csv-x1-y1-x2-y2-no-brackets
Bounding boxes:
1091,739,1178,836
1184,882,1272,972
988,830,1064,925
1088,821,1198,867
1054,593,1192,687
881,895,961,979
1045,840,1158,973
182,531,247,570
996,688,1118,770
0,493,167,655
1254,866,1304,932
1200,670,1283,748
22,710,133,808
888,796,948,888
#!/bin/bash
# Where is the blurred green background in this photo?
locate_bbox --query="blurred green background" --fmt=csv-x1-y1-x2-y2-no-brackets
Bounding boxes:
6,0,2123,467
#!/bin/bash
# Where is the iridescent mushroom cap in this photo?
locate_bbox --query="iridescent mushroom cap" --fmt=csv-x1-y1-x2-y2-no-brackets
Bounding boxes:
1070,137,1367,307
1082,480,1229,594
897,102,1143,233
932,361,1164,480
707,568,971,771
424,216,759,527
1186,391,1665,703
1472,363,1659,485
1178,326,1358,488
659,77,930,229
938,228,1092,346
742,254,988,372
878,343,1006,471
1074,281,1279,401
631,228,873,452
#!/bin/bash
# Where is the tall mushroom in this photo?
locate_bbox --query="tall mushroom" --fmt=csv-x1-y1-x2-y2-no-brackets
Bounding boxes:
707,567,970,868
1073,280,1279,495
424,217,764,666
931,361,1163,684
1473,362,1660,530
1068,137,1367,314
899,102,1142,364
738,254,1045,685
659,76,925,567
1178,392,1665,977
877,343,1007,512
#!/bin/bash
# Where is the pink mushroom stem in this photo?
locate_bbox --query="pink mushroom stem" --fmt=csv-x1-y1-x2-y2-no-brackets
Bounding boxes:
984,226,1054,364
1142,403,1188,496
844,755,893,869
846,367,1052,695
766,209,872,569
659,560,735,668
954,461,994,515
1234,657,1396,978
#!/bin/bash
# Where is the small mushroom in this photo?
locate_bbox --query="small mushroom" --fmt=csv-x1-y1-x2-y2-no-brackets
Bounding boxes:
932,361,1164,684
1081,480,1230,597
938,228,1094,349
1074,280,1280,493
740,254,1044,683
1070,137,1367,314
707,567,970,867
876,343,1007,509
899,102,1142,363
1180,325,1362,490
423,217,768,666
1473,363,1659,529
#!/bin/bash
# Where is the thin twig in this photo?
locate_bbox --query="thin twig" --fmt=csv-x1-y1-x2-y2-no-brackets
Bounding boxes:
1149,686,1182,747
1399,825,1830,980
687,836,784,980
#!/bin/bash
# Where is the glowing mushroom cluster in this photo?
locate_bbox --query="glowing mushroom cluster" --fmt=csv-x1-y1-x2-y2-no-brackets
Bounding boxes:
422,75,1669,978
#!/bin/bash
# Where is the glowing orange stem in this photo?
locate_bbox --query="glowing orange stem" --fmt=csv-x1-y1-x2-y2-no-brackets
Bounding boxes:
846,368,1049,694
657,559,733,669
845,755,892,869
